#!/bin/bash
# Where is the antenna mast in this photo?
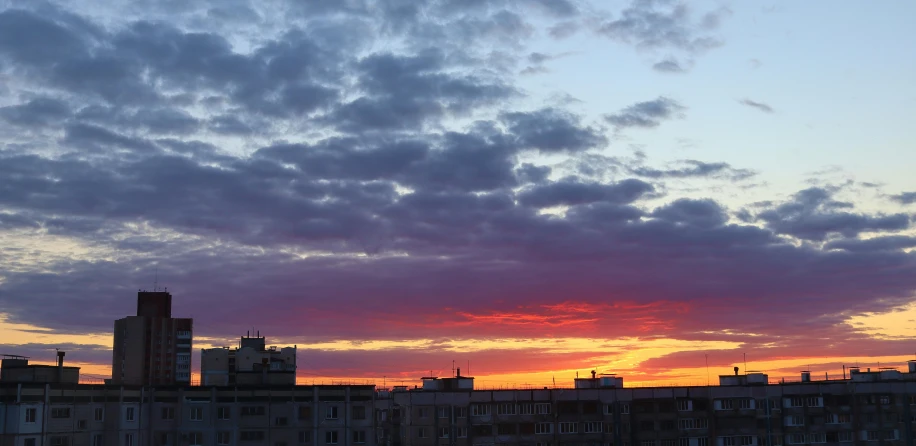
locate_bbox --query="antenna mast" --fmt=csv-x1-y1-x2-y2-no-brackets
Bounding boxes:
154,266,159,292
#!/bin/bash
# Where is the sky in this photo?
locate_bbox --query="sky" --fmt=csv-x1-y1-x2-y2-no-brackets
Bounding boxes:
0,0,915,388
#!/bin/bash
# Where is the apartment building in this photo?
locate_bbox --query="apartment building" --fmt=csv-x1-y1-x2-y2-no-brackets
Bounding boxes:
111,291,193,386
201,333,297,386
0,383,378,446
382,363,916,446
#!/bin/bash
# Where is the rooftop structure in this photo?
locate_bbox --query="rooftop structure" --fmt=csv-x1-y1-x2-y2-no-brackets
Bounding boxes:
201,331,297,386
0,351,80,384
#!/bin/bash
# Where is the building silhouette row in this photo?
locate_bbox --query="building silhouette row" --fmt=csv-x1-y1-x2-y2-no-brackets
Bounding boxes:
3,291,916,446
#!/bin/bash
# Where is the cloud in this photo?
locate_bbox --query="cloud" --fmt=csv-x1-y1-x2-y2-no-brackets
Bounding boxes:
517,178,655,208
629,160,756,181
890,192,916,205
739,98,775,113
652,57,691,73
753,187,912,241
605,96,686,129
501,108,607,153
596,1,728,53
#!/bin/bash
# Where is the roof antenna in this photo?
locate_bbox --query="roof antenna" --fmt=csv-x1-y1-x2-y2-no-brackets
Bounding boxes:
154,266,159,292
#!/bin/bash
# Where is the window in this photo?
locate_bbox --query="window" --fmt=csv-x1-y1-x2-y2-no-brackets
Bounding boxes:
585,422,603,433
190,407,203,421
641,441,656,446
621,403,630,414
218,407,231,420
188,432,203,446
326,406,339,419
275,416,289,426
455,406,467,418
353,430,366,444
325,431,339,445
51,408,71,418
787,397,804,408
25,439,37,446
241,431,266,442
298,406,311,420
416,428,428,439
92,435,103,446
161,407,174,420
559,422,578,434
25,408,37,423
787,434,806,445
125,434,134,446
241,406,266,416
520,403,535,414
299,431,312,443
77,420,87,429
828,413,851,424
535,403,551,414
473,404,491,416
536,423,553,435
785,415,804,427
439,427,450,438
125,407,135,422
679,418,708,430
806,397,824,407
353,406,366,420
438,407,450,418
662,440,677,446
879,396,891,405
678,400,692,411
94,408,104,421
738,399,753,409
217,432,231,446
497,403,517,415
838,432,853,443
50,438,69,446
417,407,429,418
807,434,825,444
458,427,468,438
717,399,734,410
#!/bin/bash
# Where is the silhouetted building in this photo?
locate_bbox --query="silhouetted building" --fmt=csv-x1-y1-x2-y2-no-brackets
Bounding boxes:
0,351,79,384
200,332,297,386
111,290,193,386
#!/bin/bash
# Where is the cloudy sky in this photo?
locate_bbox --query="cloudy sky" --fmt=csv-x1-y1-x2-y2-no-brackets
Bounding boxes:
1,0,915,387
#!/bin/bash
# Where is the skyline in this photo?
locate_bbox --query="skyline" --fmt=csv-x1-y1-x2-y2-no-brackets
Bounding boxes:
1,0,915,389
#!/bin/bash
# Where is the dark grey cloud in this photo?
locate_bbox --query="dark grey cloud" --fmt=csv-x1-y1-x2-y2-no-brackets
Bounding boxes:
630,160,756,181
651,198,727,228
605,96,685,129
501,108,607,153
825,236,916,253
0,97,71,127
596,1,727,53
890,192,916,205
755,187,912,241
328,50,516,131
652,57,690,73
518,178,655,208
739,98,774,113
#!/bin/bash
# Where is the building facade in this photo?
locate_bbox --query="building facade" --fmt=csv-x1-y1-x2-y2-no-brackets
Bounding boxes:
111,291,193,386
200,334,297,387
4,365,916,446
0,383,378,446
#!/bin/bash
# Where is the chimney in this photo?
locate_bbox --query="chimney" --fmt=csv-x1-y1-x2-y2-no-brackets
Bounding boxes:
734,366,739,376
57,351,65,383
457,367,461,377
591,370,596,379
